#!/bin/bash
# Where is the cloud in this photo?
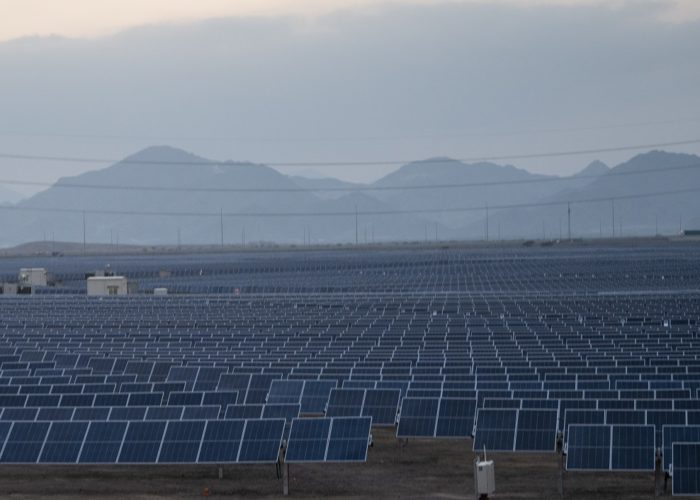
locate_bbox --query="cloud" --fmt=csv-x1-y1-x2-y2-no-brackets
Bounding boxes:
0,0,698,188
1,0,698,42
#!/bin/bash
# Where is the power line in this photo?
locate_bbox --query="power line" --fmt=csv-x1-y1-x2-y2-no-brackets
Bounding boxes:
2,116,698,143
1,160,700,194
2,184,699,219
0,138,699,169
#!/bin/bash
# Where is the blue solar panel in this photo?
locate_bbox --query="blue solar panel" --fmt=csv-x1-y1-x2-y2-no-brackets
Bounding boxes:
566,425,611,471
396,398,439,438
473,409,517,451
182,405,220,420
362,389,400,427
198,420,245,463
610,425,655,471
326,389,365,418
515,410,558,452
435,398,476,438
285,418,331,463
157,420,206,463
662,425,700,471
39,421,89,464
237,419,285,463
78,421,127,463
672,442,700,496
0,422,50,463
325,417,372,462
225,404,263,419
118,421,166,463
267,380,304,405
300,380,336,414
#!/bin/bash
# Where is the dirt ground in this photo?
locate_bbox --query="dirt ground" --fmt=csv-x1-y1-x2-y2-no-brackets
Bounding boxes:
0,428,672,499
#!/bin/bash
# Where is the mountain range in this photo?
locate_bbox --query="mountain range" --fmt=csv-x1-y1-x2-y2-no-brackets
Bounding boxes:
0,146,697,247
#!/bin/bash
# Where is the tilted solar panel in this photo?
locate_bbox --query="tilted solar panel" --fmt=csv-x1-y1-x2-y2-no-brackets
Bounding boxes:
237,418,285,463
157,420,206,464
285,418,331,463
78,421,127,463
435,398,476,438
396,398,439,438
473,409,517,451
672,442,700,496
662,425,700,472
197,419,245,463
117,421,167,463
39,421,89,464
325,417,372,462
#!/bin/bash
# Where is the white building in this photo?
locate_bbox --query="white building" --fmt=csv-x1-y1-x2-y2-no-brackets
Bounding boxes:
87,276,128,296
19,268,47,287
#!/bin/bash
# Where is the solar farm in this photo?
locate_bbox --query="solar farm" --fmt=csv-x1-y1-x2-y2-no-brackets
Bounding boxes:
1,241,700,498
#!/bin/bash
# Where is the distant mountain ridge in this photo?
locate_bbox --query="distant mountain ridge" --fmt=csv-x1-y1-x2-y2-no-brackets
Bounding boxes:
0,147,696,246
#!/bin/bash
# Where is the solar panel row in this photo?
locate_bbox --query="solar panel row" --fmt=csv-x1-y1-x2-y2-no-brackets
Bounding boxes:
0,419,285,464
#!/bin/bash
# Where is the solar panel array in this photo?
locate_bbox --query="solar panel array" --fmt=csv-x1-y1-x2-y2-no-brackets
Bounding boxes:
1,245,700,494
565,425,656,471
0,419,285,464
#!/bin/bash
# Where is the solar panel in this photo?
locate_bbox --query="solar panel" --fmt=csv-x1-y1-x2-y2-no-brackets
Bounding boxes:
78,421,127,463
300,380,336,414
672,442,700,496
435,398,476,438
0,422,50,463
610,425,655,471
285,418,332,463
362,389,400,427
662,425,700,471
473,409,517,451
157,420,206,463
237,418,285,463
225,404,263,419
182,405,220,420
267,380,304,405
565,425,611,471
515,410,558,452
198,420,245,463
396,398,439,438
118,421,167,463
325,417,372,462
326,389,365,418
39,421,89,464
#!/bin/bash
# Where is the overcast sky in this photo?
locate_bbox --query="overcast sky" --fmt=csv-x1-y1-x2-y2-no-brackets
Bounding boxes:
1,0,699,195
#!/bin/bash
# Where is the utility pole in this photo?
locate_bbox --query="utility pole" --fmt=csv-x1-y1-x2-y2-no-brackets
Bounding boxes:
355,205,358,245
485,203,489,242
177,227,181,251
542,220,546,240
220,209,224,248
82,211,86,254
655,215,658,237
567,202,571,241
611,199,615,238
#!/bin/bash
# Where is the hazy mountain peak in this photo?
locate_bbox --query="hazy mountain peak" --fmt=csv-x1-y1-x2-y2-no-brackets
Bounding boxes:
121,145,208,165
575,160,610,177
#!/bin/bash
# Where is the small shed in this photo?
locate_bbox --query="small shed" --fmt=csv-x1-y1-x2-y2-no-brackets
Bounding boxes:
87,276,128,296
